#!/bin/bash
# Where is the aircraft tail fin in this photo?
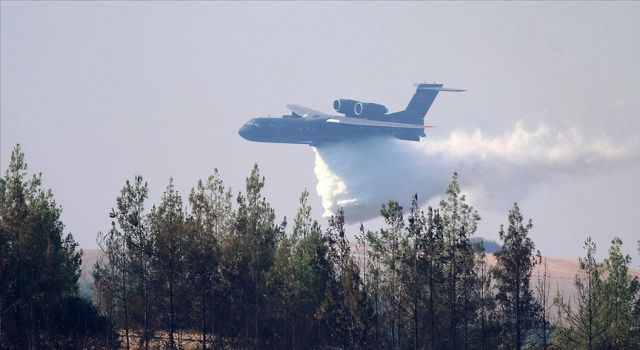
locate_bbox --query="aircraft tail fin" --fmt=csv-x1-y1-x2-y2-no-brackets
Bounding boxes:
388,83,464,125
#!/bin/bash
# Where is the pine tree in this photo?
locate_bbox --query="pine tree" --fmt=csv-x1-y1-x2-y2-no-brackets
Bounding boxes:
267,222,294,348
339,257,371,349
439,172,480,349
75,160,640,348
0,144,30,348
365,231,384,349
475,242,498,350
233,164,278,346
555,237,610,350
406,194,424,350
293,218,328,348
422,207,446,350
534,259,554,350
1,144,112,348
290,190,327,348
92,252,120,348
97,224,131,348
187,169,226,349
149,179,185,350
367,200,405,349
203,169,233,348
600,237,640,348
320,208,370,349
112,175,152,349
493,202,540,350
95,176,152,349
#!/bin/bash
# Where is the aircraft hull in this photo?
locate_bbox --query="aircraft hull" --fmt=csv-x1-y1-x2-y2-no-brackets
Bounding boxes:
238,117,423,145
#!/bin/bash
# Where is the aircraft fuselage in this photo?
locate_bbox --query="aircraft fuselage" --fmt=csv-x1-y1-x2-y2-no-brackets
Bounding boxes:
238,116,423,146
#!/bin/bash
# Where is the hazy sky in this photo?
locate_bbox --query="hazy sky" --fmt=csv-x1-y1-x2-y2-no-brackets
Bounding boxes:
2,2,639,260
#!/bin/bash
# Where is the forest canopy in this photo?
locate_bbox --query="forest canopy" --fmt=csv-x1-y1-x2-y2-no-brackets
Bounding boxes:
1,144,639,350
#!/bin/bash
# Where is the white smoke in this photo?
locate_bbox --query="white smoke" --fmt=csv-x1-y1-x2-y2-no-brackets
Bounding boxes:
313,121,637,222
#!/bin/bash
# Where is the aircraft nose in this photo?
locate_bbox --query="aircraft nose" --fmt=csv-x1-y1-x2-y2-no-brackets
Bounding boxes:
238,125,249,139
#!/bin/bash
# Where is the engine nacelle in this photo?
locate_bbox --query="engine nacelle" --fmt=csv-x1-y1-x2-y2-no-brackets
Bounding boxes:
354,102,388,116
332,99,359,115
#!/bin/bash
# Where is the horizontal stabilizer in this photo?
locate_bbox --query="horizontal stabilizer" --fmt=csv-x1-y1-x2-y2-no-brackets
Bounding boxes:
414,85,466,92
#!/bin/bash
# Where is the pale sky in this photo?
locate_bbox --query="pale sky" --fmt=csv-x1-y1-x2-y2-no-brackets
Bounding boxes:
1,2,639,261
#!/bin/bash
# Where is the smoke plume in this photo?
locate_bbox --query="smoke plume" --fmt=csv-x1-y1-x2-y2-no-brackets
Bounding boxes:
313,121,636,222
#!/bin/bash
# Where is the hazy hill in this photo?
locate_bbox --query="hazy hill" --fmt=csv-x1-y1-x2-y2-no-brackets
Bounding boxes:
80,248,640,302
485,255,640,301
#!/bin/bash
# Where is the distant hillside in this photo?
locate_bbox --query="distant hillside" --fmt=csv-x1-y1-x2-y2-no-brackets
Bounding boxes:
79,248,640,302
485,254,640,304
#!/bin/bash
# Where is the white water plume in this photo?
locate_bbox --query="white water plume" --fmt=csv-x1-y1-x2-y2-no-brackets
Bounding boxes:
313,121,637,222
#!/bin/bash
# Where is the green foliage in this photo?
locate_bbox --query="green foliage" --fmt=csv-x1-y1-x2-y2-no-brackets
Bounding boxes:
0,144,115,348
4,144,640,349
367,200,407,348
493,203,541,350
601,237,640,348
554,237,640,349
554,237,611,350
439,172,482,350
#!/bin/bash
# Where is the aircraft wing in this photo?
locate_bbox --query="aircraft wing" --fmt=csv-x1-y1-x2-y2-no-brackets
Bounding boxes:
286,104,337,118
325,116,429,129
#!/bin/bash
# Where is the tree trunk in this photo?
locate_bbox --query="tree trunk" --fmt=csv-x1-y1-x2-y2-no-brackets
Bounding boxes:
515,264,521,350
413,239,419,350
122,266,130,350
210,288,216,349
201,285,206,350
480,262,486,350
141,256,149,350
200,231,207,350
169,253,175,350
0,304,3,350
450,245,456,349
15,227,23,349
463,257,469,350
429,268,436,350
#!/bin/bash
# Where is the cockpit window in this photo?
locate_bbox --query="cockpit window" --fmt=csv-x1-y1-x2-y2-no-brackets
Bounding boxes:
245,119,260,127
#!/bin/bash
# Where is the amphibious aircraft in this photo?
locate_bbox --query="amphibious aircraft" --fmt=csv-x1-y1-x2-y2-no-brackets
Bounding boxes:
238,83,464,145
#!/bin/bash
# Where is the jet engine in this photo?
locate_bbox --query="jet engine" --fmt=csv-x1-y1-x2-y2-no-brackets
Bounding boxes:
333,99,359,115
354,102,388,116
